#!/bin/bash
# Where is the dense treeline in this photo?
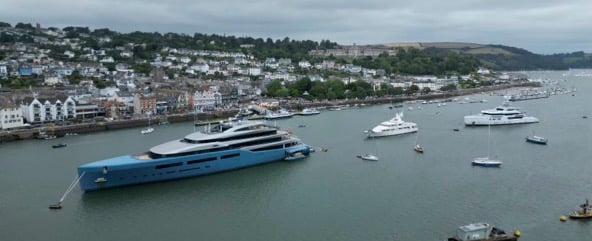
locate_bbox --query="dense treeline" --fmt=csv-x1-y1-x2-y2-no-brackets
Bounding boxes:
264,77,427,100
425,45,592,71
60,26,339,62
352,48,481,76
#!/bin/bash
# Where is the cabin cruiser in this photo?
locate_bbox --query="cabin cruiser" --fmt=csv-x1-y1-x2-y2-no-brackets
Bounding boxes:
464,102,539,126
366,112,418,138
298,108,320,116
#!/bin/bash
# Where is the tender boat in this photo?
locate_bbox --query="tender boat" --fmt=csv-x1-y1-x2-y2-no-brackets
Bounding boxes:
52,143,67,148
447,222,519,241
77,121,312,191
569,199,592,219
48,203,63,210
472,157,502,167
141,127,154,134
525,135,547,145
464,101,539,126
357,154,379,161
413,144,424,153
367,112,418,138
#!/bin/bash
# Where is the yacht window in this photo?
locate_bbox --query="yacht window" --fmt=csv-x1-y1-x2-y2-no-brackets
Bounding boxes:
221,153,240,159
187,157,217,164
155,162,182,169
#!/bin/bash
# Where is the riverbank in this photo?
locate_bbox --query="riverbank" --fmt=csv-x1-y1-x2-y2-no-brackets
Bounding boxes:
0,82,539,143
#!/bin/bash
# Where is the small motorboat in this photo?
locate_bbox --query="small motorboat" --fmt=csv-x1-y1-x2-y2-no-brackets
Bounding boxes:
569,199,592,219
472,157,502,167
48,203,63,210
414,144,424,153
357,154,379,161
52,143,67,148
526,135,547,145
453,128,460,132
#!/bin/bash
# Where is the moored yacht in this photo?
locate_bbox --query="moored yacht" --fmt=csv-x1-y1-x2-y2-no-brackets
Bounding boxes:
298,108,320,116
264,109,294,120
464,102,539,126
366,112,418,138
77,121,311,191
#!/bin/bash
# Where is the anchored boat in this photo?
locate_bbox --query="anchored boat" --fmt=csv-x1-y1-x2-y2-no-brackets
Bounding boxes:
447,222,519,241
77,121,312,191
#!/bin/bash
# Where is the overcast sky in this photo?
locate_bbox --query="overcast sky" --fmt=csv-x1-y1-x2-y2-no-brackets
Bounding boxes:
2,0,591,54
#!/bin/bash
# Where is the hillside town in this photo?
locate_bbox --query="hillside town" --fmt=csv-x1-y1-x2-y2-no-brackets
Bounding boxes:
0,22,527,131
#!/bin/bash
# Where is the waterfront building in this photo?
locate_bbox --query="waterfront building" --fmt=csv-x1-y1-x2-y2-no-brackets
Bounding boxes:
0,102,24,130
192,89,217,111
133,93,157,115
21,96,76,123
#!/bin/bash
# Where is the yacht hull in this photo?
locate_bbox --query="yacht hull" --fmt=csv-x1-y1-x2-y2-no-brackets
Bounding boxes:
464,116,539,126
367,128,417,138
78,144,310,191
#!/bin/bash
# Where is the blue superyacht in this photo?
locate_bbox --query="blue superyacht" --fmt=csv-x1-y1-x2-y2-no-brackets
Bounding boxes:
77,121,311,191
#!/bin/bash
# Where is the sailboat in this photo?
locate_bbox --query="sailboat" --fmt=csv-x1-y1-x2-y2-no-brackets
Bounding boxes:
141,113,154,134
413,131,424,153
471,125,502,167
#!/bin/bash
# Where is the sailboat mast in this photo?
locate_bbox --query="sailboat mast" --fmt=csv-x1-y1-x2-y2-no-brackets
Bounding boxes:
487,124,491,158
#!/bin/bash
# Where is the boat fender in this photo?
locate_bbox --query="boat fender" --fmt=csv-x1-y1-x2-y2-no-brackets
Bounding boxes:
514,230,521,237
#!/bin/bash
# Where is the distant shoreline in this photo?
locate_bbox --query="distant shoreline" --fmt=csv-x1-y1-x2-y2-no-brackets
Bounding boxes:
0,82,538,143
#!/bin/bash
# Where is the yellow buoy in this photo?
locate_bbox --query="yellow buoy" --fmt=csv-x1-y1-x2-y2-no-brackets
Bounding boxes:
560,215,567,222
514,230,521,237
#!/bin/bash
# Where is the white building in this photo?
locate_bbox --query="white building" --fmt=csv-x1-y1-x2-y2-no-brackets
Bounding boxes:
0,103,24,129
191,63,209,73
21,97,76,123
298,61,311,69
0,64,8,77
193,89,221,111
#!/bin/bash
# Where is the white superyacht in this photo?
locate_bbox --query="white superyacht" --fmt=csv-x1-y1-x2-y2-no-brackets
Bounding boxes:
366,112,418,138
464,101,539,126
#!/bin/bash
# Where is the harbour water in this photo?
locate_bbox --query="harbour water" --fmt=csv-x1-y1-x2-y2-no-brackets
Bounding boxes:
1,70,591,241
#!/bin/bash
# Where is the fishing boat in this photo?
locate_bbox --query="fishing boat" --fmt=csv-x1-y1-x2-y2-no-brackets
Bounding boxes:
447,222,520,241
525,135,547,145
569,199,592,219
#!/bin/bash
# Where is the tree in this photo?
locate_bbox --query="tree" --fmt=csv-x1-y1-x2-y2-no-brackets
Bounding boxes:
265,79,284,96
420,87,431,94
440,84,457,91
15,22,34,30
0,22,11,28
406,85,419,95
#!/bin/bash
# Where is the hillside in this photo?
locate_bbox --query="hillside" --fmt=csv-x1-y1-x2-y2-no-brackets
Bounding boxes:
381,42,592,71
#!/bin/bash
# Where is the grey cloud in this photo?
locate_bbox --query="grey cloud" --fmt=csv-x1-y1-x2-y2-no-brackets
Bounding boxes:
1,0,591,53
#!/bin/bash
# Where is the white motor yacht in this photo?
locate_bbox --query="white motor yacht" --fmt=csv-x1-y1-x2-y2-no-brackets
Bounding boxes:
464,101,539,126
367,112,418,138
